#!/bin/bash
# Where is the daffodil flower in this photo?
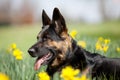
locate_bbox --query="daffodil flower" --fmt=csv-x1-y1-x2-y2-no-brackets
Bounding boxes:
38,71,50,80
10,43,17,49
7,43,23,60
7,43,17,53
70,30,77,39
116,47,120,52
103,46,109,53
95,37,110,53
13,49,23,60
78,41,86,48
78,74,88,80
61,66,80,80
15,55,23,60
0,72,10,80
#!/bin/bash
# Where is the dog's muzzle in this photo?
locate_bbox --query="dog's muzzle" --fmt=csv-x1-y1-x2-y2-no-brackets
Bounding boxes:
28,47,55,70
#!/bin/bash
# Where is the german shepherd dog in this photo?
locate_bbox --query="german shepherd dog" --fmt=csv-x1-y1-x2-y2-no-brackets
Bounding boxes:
28,8,120,79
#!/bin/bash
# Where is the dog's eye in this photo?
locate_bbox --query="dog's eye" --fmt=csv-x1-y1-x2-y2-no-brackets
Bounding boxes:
37,36,39,40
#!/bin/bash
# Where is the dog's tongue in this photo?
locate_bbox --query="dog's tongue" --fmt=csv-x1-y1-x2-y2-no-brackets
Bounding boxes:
34,53,50,70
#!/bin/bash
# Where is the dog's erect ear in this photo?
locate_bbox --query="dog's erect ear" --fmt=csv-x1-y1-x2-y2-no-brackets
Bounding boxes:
42,10,51,26
52,8,67,35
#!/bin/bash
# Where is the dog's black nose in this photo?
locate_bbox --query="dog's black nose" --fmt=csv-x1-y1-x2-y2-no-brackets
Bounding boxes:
28,48,37,57
28,48,35,54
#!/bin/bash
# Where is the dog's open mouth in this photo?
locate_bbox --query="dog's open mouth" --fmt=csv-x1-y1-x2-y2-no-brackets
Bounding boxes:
34,52,52,70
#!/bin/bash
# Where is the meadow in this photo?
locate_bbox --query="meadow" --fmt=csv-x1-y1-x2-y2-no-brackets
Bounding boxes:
0,21,120,80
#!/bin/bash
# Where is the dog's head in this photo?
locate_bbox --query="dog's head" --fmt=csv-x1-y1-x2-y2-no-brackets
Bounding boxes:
28,8,73,72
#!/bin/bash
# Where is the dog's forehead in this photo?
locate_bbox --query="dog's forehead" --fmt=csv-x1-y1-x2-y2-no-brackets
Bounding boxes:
41,25,49,33
37,25,50,38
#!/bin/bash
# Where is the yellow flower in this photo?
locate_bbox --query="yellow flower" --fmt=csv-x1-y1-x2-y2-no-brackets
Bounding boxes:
60,66,90,80
103,46,109,53
61,66,80,80
73,77,81,80
6,43,23,60
78,41,86,48
10,43,17,49
38,72,50,80
95,43,102,51
95,37,110,53
0,72,10,80
79,75,88,80
6,43,17,53
98,37,104,42
70,30,77,39
116,47,120,52
13,49,22,56
73,75,89,80
13,49,23,60
15,55,23,60
104,39,110,45
69,75,88,80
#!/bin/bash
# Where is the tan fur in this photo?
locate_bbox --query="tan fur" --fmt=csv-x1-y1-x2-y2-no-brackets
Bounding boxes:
46,34,73,67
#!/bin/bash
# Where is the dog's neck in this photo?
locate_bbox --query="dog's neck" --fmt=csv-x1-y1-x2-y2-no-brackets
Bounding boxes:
55,39,88,70
66,39,88,70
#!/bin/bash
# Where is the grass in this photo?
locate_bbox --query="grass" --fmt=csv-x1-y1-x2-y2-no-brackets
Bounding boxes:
0,21,120,80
